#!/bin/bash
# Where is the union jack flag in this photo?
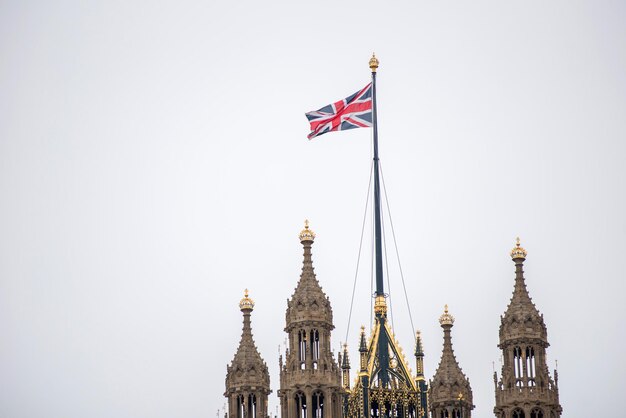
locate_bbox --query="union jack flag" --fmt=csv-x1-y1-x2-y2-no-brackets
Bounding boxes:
305,83,373,140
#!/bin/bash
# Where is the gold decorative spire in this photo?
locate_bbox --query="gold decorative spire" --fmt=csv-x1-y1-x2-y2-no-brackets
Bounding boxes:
369,53,379,72
439,304,455,326
510,237,528,260
239,288,255,311
298,219,316,242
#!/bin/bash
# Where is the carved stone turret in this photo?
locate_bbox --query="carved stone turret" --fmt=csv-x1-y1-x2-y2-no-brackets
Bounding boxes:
429,306,474,418
278,221,343,418
493,239,562,418
225,290,271,418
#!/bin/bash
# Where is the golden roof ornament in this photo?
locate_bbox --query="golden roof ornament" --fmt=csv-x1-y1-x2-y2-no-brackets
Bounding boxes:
299,219,316,242
239,288,255,311
374,294,387,315
439,304,455,326
510,237,528,260
369,53,379,72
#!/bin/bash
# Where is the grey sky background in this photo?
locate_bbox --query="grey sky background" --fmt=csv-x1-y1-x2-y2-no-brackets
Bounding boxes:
1,1,625,417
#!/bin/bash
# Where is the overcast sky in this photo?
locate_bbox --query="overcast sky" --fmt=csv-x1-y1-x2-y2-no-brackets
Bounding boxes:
1,1,625,418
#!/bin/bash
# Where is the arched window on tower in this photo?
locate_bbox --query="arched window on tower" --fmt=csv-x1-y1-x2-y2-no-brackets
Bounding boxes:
439,409,449,418
512,408,525,418
310,329,320,369
237,394,245,418
526,346,536,386
312,391,324,418
298,330,307,369
295,392,307,418
248,394,257,418
451,408,461,418
530,408,544,418
513,346,523,387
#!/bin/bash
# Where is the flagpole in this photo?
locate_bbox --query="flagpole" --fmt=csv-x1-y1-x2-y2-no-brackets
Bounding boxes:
369,53,390,387
370,54,384,299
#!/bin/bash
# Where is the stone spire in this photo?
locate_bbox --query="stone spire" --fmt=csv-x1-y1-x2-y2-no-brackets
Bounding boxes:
500,238,546,343
225,290,271,418
341,343,351,389
494,239,562,418
285,220,333,331
278,221,343,418
414,331,425,380
429,305,474,418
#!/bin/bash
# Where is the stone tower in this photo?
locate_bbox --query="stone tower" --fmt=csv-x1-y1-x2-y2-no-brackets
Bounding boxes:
225,290,271,418
429,306,474,418
278,221,343,418
493,240,562,418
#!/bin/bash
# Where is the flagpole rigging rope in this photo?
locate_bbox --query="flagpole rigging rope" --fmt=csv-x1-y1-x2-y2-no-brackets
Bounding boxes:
379,161,417,340
344,161,374,345
382,193,395,333
370,195,374,332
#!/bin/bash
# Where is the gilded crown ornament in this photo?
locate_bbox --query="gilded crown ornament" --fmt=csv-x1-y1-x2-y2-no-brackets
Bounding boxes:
510,237,528,260
369,53,379,72
439,304,455,326
239,288,255,311
299,219,316,242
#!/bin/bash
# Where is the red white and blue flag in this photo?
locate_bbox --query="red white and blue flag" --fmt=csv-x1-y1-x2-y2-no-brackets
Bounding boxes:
305,83,373,140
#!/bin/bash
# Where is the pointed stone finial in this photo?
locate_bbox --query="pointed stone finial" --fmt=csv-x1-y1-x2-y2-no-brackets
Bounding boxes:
510,237,528,260
369,53,379,72
415,330,424,356
341,343,350,368
299,219,316,242
239,288,255,311
439,304,455,326
359,326,368,352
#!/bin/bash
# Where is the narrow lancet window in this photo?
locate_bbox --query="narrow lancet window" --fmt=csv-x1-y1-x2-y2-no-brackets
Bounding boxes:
248,394,257,418
513,346,523,386
526,346,536,386
310,329,320,366
530,408,544,418
312,391,324,418
295,392,307,418
298,330,307,368
512,408,525,418
237,395,245,418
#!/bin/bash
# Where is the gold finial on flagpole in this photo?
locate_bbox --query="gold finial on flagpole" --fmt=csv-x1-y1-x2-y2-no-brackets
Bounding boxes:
369,53,379,72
